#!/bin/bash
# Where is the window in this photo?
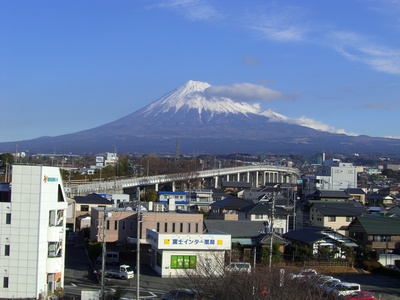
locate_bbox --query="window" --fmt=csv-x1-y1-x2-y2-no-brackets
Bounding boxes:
180,223,183,233
254,214,263,220
172,223,175,233
106,220,110,230
80,205,89,212
170,255,196,269
188,223,191,233
129,221,133,231
122,221,126,230
5,213,11,224
156,222,160,232
114,221,118,230
164,223,168,232
4,245,9,256
156,252,162,267
3,277,8,288
328,216,336,222
195,223,199,233
346,216,353,222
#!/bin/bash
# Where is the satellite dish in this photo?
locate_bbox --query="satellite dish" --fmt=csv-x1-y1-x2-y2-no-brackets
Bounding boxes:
20,152,26,158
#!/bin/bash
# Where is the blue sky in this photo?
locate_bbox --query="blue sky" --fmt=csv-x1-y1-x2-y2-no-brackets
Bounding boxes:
1,0,400,143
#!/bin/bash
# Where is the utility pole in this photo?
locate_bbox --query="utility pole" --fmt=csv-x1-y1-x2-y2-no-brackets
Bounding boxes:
268,192,275,270
269,184,280,270
100,209,110,299
136,187,141,300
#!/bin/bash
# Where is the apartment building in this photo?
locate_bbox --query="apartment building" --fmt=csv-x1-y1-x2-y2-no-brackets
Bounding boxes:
0,165,68,298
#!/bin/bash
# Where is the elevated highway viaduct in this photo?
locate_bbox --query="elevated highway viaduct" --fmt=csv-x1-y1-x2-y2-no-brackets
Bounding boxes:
66,164,300,197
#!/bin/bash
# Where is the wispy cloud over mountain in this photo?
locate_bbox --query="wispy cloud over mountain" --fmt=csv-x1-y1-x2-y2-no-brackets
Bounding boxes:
204,83,287,102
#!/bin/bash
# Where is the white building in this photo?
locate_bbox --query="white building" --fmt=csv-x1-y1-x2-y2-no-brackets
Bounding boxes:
0,165,68,298
146,229,231,278
302,160,357,195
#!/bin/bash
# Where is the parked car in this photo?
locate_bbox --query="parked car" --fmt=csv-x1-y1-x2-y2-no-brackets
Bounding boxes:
289,269,317,279
225,262,252,273
341,291,375,300
386,264,400,271
96,251,120,265
331,282,361,297
161,288,199,300
319,278,341,294
306,274,334,286
104,264,134,280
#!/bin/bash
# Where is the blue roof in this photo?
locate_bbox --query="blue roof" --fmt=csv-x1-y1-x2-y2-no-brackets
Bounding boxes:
158,191,187,195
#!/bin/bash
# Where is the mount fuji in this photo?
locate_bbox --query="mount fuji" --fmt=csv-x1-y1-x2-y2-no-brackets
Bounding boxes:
1,80,400,155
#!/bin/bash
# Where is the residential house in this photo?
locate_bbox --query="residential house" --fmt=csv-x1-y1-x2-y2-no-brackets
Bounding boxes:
208,195,254,220
345,188,366,204
158,191,189,211
309,200,367,234
238,201,290,234
283,226,358,259
204,220,288,262
72,193,113,230
366,193,398,208
347,216,400,254
295,189,353,230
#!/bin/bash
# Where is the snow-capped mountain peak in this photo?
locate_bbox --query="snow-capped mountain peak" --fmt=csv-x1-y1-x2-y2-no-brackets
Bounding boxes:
142,80,261,117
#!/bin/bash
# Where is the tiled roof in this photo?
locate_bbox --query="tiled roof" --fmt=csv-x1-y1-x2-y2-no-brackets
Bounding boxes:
345,188,366,195
204,220,266,238
283,226,355,245
312,200,367,217
283,226,328,244
209,195,254,209
311,190,351,199
239,201,289,216
74,193,113,205
350,216,400,235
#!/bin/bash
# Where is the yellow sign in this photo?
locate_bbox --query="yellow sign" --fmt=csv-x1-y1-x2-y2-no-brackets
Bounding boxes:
164,239,170,244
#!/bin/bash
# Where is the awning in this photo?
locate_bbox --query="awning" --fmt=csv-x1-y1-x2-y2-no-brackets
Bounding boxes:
343,242,358,247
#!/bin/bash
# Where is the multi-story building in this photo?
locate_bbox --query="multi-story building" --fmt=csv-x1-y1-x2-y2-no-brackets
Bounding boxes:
301,159,357,195
0,165,68,298
90,208,204,244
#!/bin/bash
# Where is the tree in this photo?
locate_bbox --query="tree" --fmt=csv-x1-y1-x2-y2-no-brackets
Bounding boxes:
142,189,157,202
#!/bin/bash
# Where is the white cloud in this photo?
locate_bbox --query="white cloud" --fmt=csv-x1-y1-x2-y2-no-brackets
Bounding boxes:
153,0,221,21
329,31,400,75
204,83,285,102
246,5,310,42
277,116,359,136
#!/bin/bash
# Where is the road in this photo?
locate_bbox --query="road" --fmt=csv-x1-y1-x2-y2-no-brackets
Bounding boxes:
337,272,400,300
64,242,179,299
65,241,400,299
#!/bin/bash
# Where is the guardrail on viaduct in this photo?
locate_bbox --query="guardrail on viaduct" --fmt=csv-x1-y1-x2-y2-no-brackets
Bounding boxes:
66,164,300,197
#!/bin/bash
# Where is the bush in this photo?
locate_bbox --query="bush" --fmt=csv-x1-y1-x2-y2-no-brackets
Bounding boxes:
362,261,400,278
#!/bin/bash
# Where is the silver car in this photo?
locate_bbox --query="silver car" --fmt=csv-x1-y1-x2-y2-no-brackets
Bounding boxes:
161,288,199,300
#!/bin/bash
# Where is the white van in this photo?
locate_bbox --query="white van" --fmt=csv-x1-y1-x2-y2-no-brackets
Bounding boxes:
331,282,361,297
225,262,252,273
96,251,120,265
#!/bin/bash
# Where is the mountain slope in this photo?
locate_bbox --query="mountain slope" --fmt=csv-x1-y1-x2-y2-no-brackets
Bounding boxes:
1,80,400,155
